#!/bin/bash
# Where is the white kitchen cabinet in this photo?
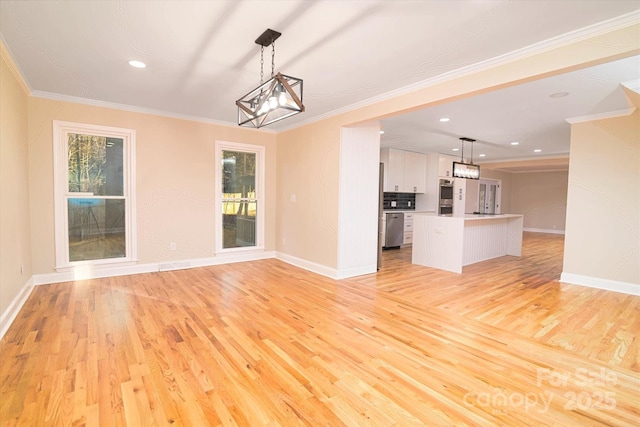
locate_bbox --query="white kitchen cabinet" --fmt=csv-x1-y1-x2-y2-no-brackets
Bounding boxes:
438,154,459,178
403,232,413,245
465,179,480,213
380,148,426,193
403,212,414,245
453,179,466,216
380,148,405,192
403,152,426,193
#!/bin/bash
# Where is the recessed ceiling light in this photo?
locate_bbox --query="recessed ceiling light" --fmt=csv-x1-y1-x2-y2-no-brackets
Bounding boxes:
549,91,569,98
452,148,459,152
534,149,542,153
510,141,520,146
479,154,486,157
439,117,450,122
128,60,146,68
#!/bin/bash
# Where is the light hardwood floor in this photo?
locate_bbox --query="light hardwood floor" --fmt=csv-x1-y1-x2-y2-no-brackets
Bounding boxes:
1,233,639,425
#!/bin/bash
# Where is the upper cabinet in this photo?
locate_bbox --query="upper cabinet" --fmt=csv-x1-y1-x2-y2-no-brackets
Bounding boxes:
380,148,426,193
403,151,426,193
381,148,405,192
438,154,459,178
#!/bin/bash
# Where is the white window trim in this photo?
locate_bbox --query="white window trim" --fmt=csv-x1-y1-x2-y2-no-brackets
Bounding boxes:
214,140,265,254
53,121,137,270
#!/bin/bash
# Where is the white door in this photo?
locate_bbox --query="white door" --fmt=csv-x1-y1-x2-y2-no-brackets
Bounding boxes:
487,184,497,214
478,179,501,214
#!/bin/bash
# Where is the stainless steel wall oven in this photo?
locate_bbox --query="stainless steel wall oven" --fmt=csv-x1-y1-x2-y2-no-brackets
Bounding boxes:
439,179,454,216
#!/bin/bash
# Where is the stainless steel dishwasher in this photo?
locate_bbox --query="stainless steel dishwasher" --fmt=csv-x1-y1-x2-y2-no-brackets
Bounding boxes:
385,212,404,249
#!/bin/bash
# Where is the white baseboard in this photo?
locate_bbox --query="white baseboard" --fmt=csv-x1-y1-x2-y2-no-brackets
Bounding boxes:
524,228,565,235
32,251,277,284
188,250,276,269
275,253,377,280
560,272,640,296
0,277,34,341
335,264,377,279
276,252,339,280
33,263,158,285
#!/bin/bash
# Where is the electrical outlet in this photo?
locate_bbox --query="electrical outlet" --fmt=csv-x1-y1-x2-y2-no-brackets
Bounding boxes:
170,242,176,251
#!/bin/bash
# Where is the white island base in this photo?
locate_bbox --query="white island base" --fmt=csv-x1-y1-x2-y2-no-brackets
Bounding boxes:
412,213,524,273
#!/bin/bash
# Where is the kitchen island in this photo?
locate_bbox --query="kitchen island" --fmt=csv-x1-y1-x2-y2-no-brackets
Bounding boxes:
412,213,524,273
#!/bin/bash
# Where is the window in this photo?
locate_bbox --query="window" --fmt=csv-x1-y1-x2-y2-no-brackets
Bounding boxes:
215,141,265,252
53,121,136,268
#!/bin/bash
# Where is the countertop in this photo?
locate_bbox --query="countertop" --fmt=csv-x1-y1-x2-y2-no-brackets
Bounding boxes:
383,210,434,214
413,212,523,221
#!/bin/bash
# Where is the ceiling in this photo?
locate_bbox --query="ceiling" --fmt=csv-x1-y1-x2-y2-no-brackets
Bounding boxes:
1,1,639,166
381,54,640,167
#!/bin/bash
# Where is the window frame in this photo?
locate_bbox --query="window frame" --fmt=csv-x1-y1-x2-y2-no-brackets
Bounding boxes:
53,120,137,270
214,140,265,254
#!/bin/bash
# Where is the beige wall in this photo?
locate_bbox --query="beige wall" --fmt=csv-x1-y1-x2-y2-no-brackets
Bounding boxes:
27,98,277,274
0,46,32,318
564,109,639,285
276,119,341,268
511,171,568,232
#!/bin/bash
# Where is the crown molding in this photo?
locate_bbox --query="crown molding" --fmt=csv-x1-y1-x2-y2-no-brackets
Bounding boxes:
565,108,636,124
0,34,31,95
278,10,640,132
622,79,640,94
29,90,277,134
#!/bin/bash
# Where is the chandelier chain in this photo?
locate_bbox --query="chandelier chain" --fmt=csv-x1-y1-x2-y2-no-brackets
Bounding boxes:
260,45,264,84
271,42,276,77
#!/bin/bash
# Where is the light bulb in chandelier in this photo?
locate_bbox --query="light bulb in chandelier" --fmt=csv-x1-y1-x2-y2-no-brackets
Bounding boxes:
271,82,284,105
269,95,278,109
249,97,258,112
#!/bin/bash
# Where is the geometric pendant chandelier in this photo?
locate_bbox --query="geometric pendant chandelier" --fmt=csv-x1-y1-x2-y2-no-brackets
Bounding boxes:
236,29,304,128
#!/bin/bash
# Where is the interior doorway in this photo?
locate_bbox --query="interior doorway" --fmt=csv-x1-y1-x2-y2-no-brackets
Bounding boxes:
478,179,501,214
